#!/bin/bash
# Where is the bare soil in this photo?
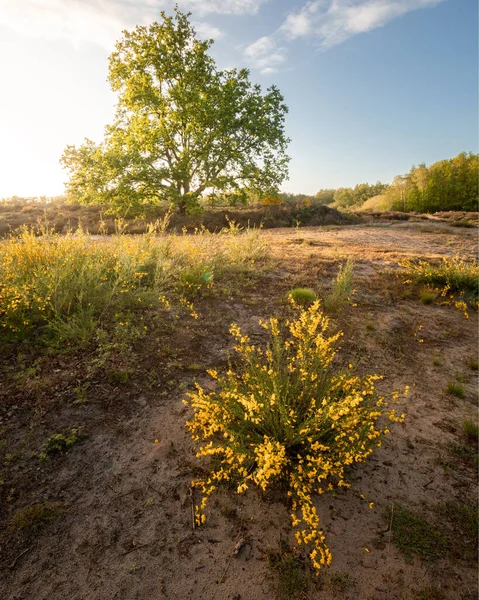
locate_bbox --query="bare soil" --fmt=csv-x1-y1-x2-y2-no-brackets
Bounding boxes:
1,222,477,600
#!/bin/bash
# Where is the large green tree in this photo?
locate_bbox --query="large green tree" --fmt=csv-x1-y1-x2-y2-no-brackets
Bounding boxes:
61,8,290,214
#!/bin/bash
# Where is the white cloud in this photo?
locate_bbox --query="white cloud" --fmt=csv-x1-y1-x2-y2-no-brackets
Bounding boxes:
194,21,224,39
243,35,286,74
280,0,446,48
243,0,446,73
184,0,270,15
0,0,233,50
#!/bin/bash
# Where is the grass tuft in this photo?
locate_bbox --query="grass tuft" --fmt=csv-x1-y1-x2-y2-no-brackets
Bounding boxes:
267,541,311,600
415,586,447,600
390,504,449,560
11,502,60,531
287,288,318,307
463,419,479,442
419,288,437,305
446,381,465,398
323,259,354,313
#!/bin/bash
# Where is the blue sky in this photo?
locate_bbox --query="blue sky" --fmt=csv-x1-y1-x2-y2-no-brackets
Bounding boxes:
0,0,477,197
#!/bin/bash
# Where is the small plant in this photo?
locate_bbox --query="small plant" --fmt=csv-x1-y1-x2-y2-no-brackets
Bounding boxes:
267,541,311,600
468,357,478,371
446,381,465,398
329,571,355,593
419,288,437,305
286,288,317,307
436,502,478,560
40,429,80,460
390,504,449,560
415,586,447,600
323,259,354,313
186,301,405,572
11,502,59,531
463,419,479,442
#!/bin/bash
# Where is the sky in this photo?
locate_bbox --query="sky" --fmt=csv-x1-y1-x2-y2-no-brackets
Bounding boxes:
0,0,477,198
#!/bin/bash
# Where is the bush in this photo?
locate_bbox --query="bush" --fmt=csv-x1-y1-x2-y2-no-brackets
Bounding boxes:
0,224,266,345
186,301,405,572
287,288,318,307
401,256,479,297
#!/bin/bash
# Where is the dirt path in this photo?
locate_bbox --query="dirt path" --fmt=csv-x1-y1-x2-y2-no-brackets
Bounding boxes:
1,224,477,600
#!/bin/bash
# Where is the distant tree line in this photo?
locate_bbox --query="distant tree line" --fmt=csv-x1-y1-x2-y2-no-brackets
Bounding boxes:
332,182,389,208
382,152,478,213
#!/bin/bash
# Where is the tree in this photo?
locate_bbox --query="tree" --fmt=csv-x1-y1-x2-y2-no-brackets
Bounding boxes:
61,8,290,214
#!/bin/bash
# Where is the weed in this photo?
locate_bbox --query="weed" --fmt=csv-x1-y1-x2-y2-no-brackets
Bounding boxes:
415,586,446,600
389,504,449,560
0,224,266,346
40,429,80,460
11,502,59,531
365,321,376,331
436,502,478,560
106,370,134,385
419,288,437,305
446,381,465,398
463,419,479,442
323,259,354,313
467,357,478,371
268,541,311,600
401,256,478,297
287,288,318,307
187,300,405,572
329,571,355,593
448,441,478,469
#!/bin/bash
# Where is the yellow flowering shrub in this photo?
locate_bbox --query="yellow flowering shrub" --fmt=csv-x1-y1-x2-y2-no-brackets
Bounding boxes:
186,300,405,572
0,224,266,343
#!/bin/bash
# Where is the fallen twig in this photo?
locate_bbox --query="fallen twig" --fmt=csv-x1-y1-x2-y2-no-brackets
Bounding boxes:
10,546,32,570
211,530,243,600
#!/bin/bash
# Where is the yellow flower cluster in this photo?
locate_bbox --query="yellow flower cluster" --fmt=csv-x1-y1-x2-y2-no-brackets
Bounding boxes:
186,300,406,572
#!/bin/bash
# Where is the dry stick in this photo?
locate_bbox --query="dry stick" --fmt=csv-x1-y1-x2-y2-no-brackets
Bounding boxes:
121,543,150,556
211,531,243,600
9,546,32,570
386,503,394,562
190,486,196,530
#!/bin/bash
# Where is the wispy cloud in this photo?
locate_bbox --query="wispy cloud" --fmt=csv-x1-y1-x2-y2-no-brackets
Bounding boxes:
244,0,446,73
280,0,446,48
243,35,286,74
0,0,244,49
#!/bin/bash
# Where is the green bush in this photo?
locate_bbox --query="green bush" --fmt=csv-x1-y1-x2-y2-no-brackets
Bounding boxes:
287,288,318,307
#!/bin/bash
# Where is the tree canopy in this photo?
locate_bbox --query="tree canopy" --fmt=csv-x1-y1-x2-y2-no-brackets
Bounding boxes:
61,8,290,214
382,152,478,213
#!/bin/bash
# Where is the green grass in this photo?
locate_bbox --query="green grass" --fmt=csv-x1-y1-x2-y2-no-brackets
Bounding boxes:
401,256,479,297
390,504,449,560
329,571,355,593
436,502,478,561
287,288,318,307
419,288,437,305
463,419,479,442
415,586,447,600
0,224,266,346
267,541,311,600
446,381,465,398
11,502,60,531
467,357,478,371
323,259,354,313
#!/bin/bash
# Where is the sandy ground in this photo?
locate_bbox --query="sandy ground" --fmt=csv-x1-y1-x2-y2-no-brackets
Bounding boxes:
1,222,477,600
